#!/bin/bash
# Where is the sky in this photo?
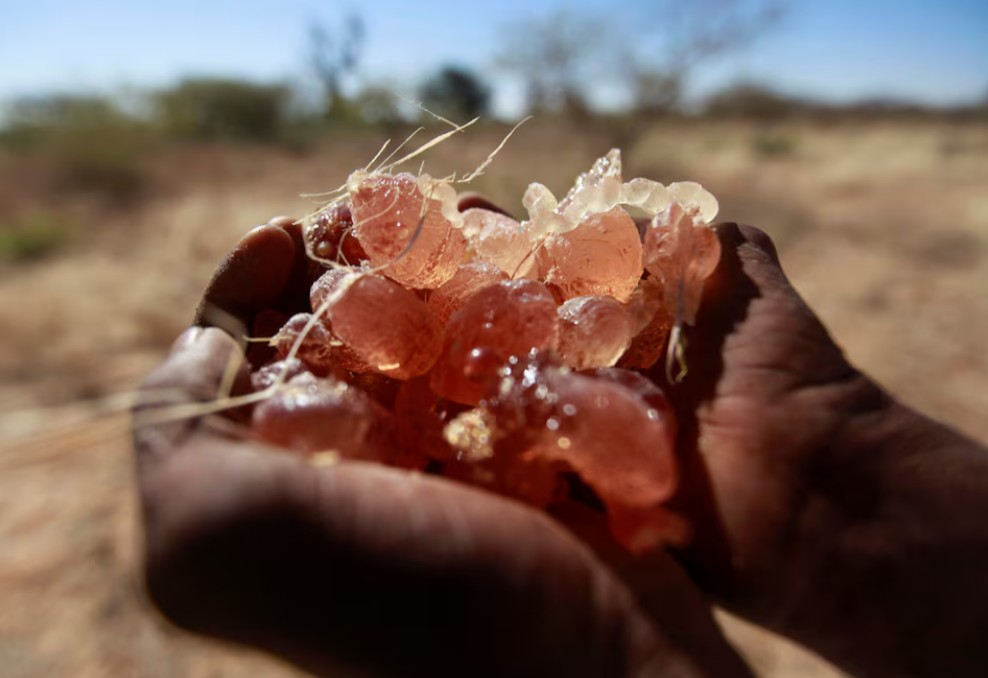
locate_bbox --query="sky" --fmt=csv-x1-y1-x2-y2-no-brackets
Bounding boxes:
0,0,986,115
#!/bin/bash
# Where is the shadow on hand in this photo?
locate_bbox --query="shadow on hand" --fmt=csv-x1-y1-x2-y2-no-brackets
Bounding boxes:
649,223,767,593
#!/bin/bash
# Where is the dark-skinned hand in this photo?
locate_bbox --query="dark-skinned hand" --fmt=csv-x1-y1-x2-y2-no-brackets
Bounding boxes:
640,221,988,678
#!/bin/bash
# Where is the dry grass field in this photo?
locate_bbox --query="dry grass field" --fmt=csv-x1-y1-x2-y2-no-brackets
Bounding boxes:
1,117,986,676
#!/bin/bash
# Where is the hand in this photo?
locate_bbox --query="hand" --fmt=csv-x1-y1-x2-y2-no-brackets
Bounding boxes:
649,223,877,605
133,214,754,677
652,224,988,677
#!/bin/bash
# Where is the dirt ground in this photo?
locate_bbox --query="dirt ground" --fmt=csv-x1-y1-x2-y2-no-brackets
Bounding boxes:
1,118,986,676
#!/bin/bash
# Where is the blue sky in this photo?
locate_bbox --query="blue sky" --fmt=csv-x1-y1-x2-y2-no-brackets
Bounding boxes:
0,0,985,114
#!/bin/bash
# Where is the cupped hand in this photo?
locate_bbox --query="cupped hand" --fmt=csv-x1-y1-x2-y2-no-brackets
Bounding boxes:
134,212,754,678
653,223,886,623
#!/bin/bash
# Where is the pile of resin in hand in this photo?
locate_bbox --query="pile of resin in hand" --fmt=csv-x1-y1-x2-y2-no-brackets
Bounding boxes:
248,150,721,554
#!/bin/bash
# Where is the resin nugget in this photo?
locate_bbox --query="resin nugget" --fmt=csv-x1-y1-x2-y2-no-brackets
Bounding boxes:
430,279,559,405
310,270,443,380
348,172,466,289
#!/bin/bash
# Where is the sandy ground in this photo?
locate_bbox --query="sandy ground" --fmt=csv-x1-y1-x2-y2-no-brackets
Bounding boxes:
1,119,986,676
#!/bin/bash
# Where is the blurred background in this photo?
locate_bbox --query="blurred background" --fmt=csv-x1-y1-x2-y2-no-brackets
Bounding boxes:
0,1,986,676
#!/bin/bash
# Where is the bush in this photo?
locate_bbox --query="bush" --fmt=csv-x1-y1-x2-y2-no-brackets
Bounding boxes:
1,94,152,203
0,212,70,263
418,66,491,121
705,83,805,120
155,78,292,142
2,95,125,138
752,131,796,158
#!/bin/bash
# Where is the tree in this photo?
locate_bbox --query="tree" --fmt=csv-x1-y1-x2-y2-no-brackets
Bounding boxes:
418,66,491,122
628,0,787,114
495,11,616,115
704,82,803,119
494,3,785,117
308,13,364,117
4,95,126,130
155,79,290,141
626,70,683,117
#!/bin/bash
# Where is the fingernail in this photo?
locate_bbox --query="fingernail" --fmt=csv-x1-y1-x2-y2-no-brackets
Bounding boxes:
171,327,204,353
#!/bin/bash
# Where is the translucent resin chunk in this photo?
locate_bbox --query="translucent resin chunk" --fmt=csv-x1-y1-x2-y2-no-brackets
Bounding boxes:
426,260,507,328
517,367,677,510
251,357,308,392
310,269,442,379
305,202,368,265
348,172,467,288
643,203,722,327
270,313,346,377
252,372,417,465
461,208,537,278
618,277,674,370
430,279,559,405
538,207,643,302
556,296,633,370
475,354,680,550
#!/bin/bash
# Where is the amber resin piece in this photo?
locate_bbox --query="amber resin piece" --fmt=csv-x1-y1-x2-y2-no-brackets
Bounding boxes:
430,279,559,405
394,376,466,463
272,311,370,374
642,202,722,379
252,372,422,467
522,368,676,509
251,357,308,392
270,313,345,377
461,208,537,278
582,367,677,435
442,390,567,508
537,207,643,303
618,277,674,370
311,269,442,380
556,296,633,370
465,354,680,551
643,203,721,327
305,202,368,265
426,260,507,328
348,172,467,289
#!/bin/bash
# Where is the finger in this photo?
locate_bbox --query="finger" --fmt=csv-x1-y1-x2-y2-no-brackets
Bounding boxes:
193,222,296,337
134,328,253,461
702,222,849,386
734,223,781,264
457,192,516,218
647,223,792,389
